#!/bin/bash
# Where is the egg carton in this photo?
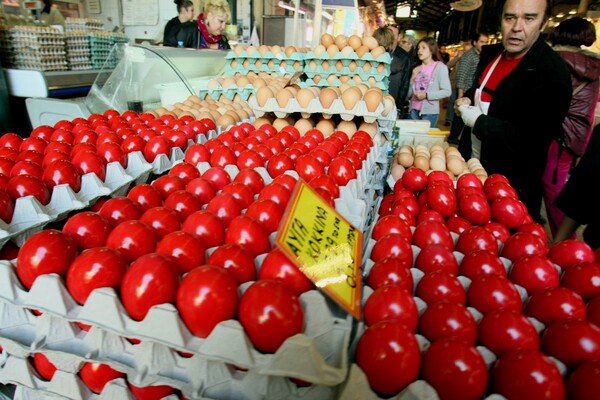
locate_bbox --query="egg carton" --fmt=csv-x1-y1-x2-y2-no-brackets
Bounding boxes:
227,58,282,71
304,51,391,66
198,85,255,102
0,151,152,248
248,95,385,123
225,50,305,62
303,63,390,81
3,352,336,400
0,301,343,399
0,260,352,387
302,78,388,92
0,355,178,400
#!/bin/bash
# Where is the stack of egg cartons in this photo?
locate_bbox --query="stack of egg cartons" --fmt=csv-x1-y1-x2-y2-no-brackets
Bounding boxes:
8,25,67,71
64,18,106,70
88,31,128,70
0,22,12,67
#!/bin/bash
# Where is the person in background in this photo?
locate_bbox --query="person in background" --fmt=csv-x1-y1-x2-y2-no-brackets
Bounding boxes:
439,44,451,64
374,26,402,105
447,32,488,144
40,0,64,26
554,124,600,248
444,41,471,127
168,0,231,49
163,0,194,46
408,37,451,128
385,23,402,106
395,33,416,119
542,17,600,238
455,0,572,223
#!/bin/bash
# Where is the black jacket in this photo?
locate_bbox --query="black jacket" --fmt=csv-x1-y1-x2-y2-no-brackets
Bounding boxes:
555,124,600,249
461,37,572,220
164,21,230,50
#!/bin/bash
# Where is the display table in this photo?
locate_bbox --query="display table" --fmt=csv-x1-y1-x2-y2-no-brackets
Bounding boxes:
3,68,105,98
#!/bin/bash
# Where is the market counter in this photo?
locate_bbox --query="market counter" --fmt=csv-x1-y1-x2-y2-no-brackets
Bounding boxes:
3,68,106,98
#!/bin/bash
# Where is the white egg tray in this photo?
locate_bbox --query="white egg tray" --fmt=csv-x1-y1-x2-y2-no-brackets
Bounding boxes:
0,151,153,249
303,63,390,82
248,95,392,123
147,145,185,176
304,50,391,66
0,259,353,387
2,351,336,400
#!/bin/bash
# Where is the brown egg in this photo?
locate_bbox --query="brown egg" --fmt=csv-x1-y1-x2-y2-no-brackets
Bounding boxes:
236,76,251,87
314,45,326,57
254,116,273,129
235,109,249,121
230,59,238,69
255,86,274,107
382,94,396,117
254,59,263,68
316,118,336,137
341,46,354,58
242,59,250,69
327,44,339,58
348,35,362,50
296,88,316,108
267,60,276,69
429,156,446,171
234,45,245,55
222,77,237,88
285,46,297,57
321,33,334,48
276,88,295,108
358,121,378,138
447,157,464,175
398,152,414,167
391,163,405,181
335,60,344,72
367,77,377,87
154,107,167,116
271,45,282,56
313,75,322,84
246,45,257,56
341,87,362,110
196,111,214,121
258,45,270,56
321,60,331,71
319,87,339,108
334,35,347,49
363,88,383,112
327,75,338,85
356,45,369,58
371,46,387,59
273,118,290,131
414,155,430,171
295,118,314,135
377,62,387,74
337,120,357,137
362,36,378,50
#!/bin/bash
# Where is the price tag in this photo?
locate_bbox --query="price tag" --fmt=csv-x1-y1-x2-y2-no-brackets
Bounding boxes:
276,181,362,319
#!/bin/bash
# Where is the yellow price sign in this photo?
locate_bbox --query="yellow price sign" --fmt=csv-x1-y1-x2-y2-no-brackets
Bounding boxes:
276,180,362,319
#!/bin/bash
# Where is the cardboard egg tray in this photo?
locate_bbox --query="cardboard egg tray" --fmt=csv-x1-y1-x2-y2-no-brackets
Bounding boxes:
304,50,391,67
0,151,153,249
2,351,337,400
225,50,305,77
303,62,390,82
302,78,388,92
0,258,353,387
247,95,385,123
197,85,255,102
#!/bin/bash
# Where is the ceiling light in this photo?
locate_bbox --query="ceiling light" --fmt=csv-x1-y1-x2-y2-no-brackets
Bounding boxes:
568,9,577,15
556,12,565,18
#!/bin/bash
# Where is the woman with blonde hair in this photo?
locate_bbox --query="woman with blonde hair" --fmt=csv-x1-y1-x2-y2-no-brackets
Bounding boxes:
167,0,231,49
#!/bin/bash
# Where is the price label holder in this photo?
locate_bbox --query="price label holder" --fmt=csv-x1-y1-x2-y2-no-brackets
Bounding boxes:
276,180,363,319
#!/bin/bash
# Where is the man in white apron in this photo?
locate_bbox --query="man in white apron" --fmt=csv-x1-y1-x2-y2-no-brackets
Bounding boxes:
453,0,572,223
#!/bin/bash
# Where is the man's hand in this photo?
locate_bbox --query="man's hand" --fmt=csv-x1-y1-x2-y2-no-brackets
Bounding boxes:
459,105,483,128
454,97,471,116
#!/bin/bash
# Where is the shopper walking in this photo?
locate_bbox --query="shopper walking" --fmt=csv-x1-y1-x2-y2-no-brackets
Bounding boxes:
408,37,451,128
455,0,572,223
542,17,600,237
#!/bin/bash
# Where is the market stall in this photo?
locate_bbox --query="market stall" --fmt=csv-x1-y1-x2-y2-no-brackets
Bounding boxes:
0,32,598,400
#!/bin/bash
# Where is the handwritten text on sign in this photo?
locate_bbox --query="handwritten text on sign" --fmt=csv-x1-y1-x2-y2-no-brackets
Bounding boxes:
277,182,362,319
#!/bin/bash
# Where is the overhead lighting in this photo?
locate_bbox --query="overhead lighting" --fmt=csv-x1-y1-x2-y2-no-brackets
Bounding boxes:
278,1,306,14
569,9,577,15
556,12,565,18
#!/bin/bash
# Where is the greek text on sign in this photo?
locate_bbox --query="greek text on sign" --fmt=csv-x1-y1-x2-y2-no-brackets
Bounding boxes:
276,181,362,319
